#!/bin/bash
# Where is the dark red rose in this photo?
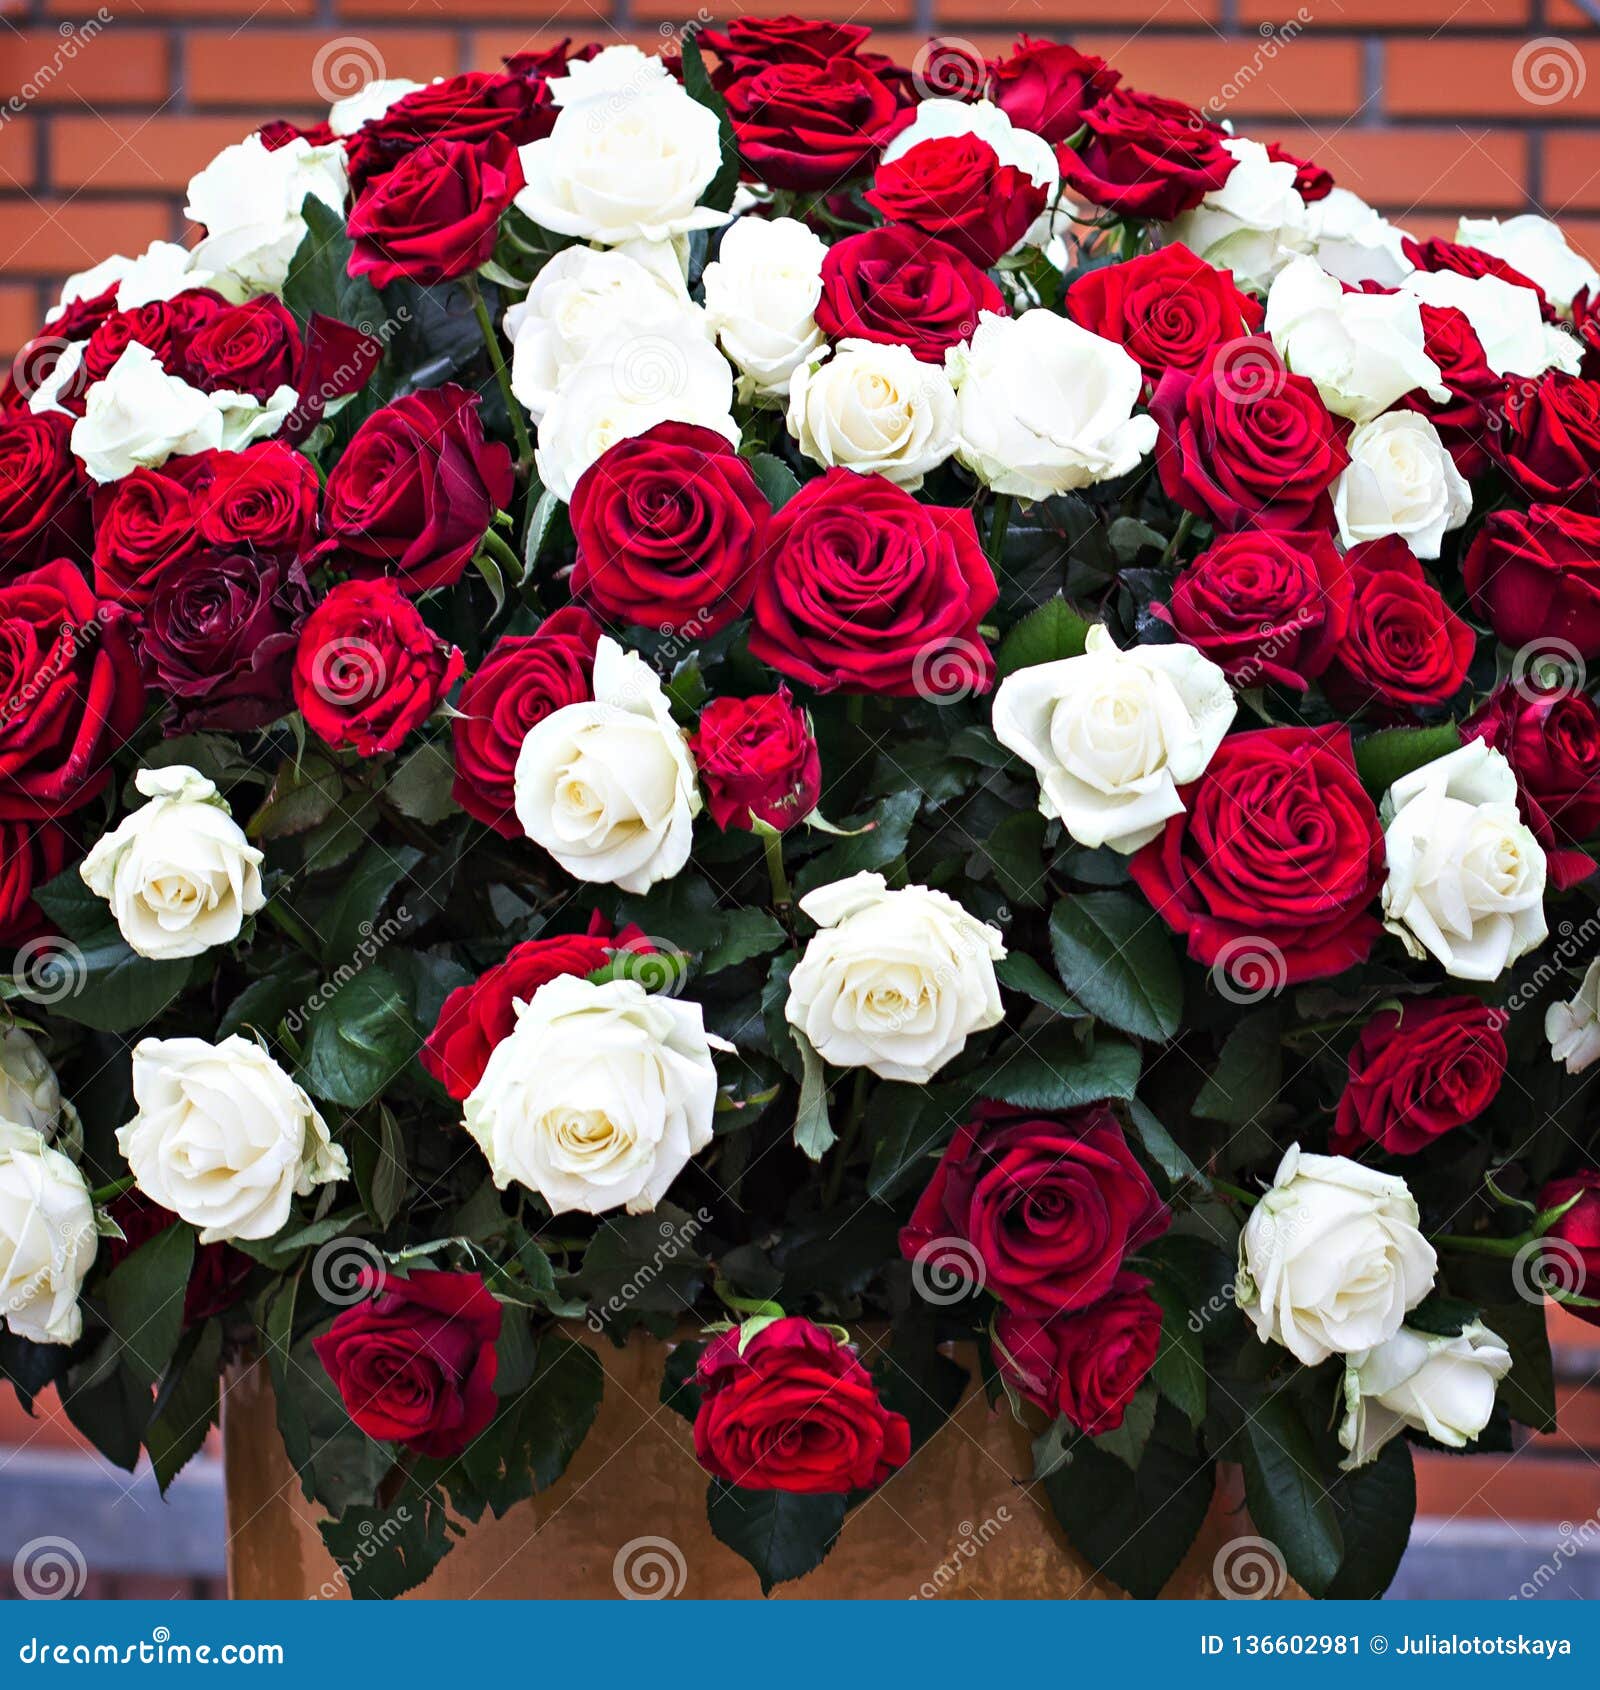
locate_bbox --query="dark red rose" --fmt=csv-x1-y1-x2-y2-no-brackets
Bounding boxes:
1535,1173,1600,1328
989,36,1119,144
1572,287,1600,377
420,914,641,1099
719,56,900,191
569,422,769,636
1057,87,1234,222
142,549,312,733
451,608,600,836
79,300,186,391
901,1102,1170,1317
995,1272,1162,1435
278,313,386,448
91,468,202,610
313,1269,502,1459
1065,243,1262,390
193,441,319,558
319,386,515,594
3,285,118,409
1490,371,1600,510
502,38,597,126
0,560,143,820
1150,340,1350,531
693,1316,910,1494
1155,530,1351,691
1323,536,1475,716
1402,235,1551,317
749,469,997,696
104,1192,253,1325
346,70,551,190
1464,504,1600,657
1330,996,1507,1158
0,818,70,945
0,412,91,573
293,576,464,757
259,118,336,150
1130,726,1386,987
690,689,820,833
817,224,1005,365
1264,141,1332,202
348,134,524,289
864,135,1047,270
1399,303,1503,479
703,16,874,67
183,296,302,401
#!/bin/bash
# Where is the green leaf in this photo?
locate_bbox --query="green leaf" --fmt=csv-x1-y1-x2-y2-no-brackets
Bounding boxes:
1147,1268,1207,1428
523,489,563,569
218,965,319,1041
353,1104,407,1229
248,756,343,840
996,597,1092,678
1481,1295,1556,1432
794,789,920,894
995,951,1083,1017
1357,721,1461,800
976,809,1048,908
1326,1439,1415,1600
319,1488,454,1599
706,1482,846,1594
386,742,459,825
145,1320,222,1493
103,1220,195,1391
746,452,801,510
1092,1381,1158,1469
968,1029,1140,1111
282,193,385,337
701,908,786,974
791,1028,836,1161
1193,1010,1283,1125
1125,1098,1203,1192
679,34,741,213
299,965,417,1108
320,842,421,967
1239,1393,1345,1597
866,1082,967,1202
518,1331,604,1491
573,1204,711,1321
1049,891,1182,1042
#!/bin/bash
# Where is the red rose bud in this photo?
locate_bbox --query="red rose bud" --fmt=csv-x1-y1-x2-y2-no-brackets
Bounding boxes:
864,135,1047,271
0,411,91,574
690,690,820,833
1535,1173,1600,1326
989,37,1120,144
1330,997,1507,1157
313,1269,502,1459
292,576,464,757
1264,141,1332,202
995,1272,1162,1435
718,56,901,192
193,440,320,559
1463,504,1600,659
1490,371,1600,510
1056,86,1234,222
183,295,303,401
92,466,204,609
693,1317,911,1494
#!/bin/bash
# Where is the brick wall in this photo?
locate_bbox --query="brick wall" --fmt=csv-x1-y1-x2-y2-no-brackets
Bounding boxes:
0,0,1596,356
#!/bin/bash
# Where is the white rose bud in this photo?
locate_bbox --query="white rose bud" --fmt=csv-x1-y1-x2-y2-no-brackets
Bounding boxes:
1338,1321,1511,1470
702,215,828,404
991,624,1235,853
1381,740,1547,981
786,872,1005,1084
1333,411,1471,559
1237,1145,1437,1367
1165,137,1310,294
1548,957,1600,1075
0,1121,96,1345
514,636,700,893
117,1035,347,1244
81,766,265,961
0,1029,71,1140
464,974,726,1216
787,339,958,491
70,344,222,484
1457,214,1599,316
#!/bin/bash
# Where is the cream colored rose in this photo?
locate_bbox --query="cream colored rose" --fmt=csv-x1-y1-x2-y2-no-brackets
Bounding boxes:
1338,1320,1510,1469
81,766,264,961
1381,740,1547,982
991,624,1235,854
1165,137,1310,294
787,339,957,490
463,974,725,1216
1333,411,1471,559
1237,1145,1437,1367
0,1030,72,1140
702,215,828,404
514,636,700,893
1457,214,1599,316
786,872,1005,1084
117,1036,347,1244
70,344,221,483
0,1121,96,1345
1548,957,1600,1075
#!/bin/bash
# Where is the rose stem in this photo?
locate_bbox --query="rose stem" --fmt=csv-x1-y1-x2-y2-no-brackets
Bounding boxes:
466,274,535,472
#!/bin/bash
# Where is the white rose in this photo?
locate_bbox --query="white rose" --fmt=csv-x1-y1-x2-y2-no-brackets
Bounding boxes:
1237,1145,1437,1367
1333,411,1471,559
209,383,298,452
1265,254,1444,423
1400,268,1583,380
533,326,737,502
786,872,1005,1084
787,339,957,490
0,1122,96,1345
117,1036,347,1244
70,343,222,483
1457,214,1599,315
1305,187,1414,287
1165,137,1310,294
186,133,348,297
514,635,700,893
991,624,1235,853
1338,1321,1511,1470
548,43,670,107
327,77,425,135
80,766,265,961
947,310,1156,500
0,1030,69,1140
506,245,705,425
463,974,725,1216
702,215,828,404
1381,740,1547,981
49,240,224,321
1547,957,1600,1074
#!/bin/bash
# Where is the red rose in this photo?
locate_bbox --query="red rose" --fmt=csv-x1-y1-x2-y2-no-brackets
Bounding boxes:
995,1272,1162,1435
703,16,874,67
989,37,1120,144
79,300,187,392
901,1103,1169,1317
748,469,997,696
0,560,143,820
313,1269,502,1459
719,56,900,191
569,422,769,636
817,225,1005,365
1322,537,1475,716
258,118,336,150
293,577,464,757
1057,87,1234,222
502,39,596,124
278,313,386,448
420,914,639,1099
1490,371,1600,509
347,69,552,190
1130,726,1386,987
693,1317,910,1494
3,284,117,409
1535,1174,1600,1328
1402,235,1551,317
104,1192,253,1325
0,818,70,945
690,689,820,833
1330,996,1507,1158
348,135,524,289
1150,341,1350,531
319,386,515,594
91,467,203,609
1153,528,1351,690
183,296,302,401
864,135,1046,270
0,412,90,574
1264,141,1332,202
1399,304,1503,479
450,607,601,837
1463,504,1600,657
193,441,319,558
1065,244,1262,390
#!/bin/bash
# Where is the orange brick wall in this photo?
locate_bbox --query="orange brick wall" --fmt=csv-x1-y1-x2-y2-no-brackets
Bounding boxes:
0,0,1597,355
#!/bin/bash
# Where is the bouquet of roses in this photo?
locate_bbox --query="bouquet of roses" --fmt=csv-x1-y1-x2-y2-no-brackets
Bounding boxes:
2,15,1599,1600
